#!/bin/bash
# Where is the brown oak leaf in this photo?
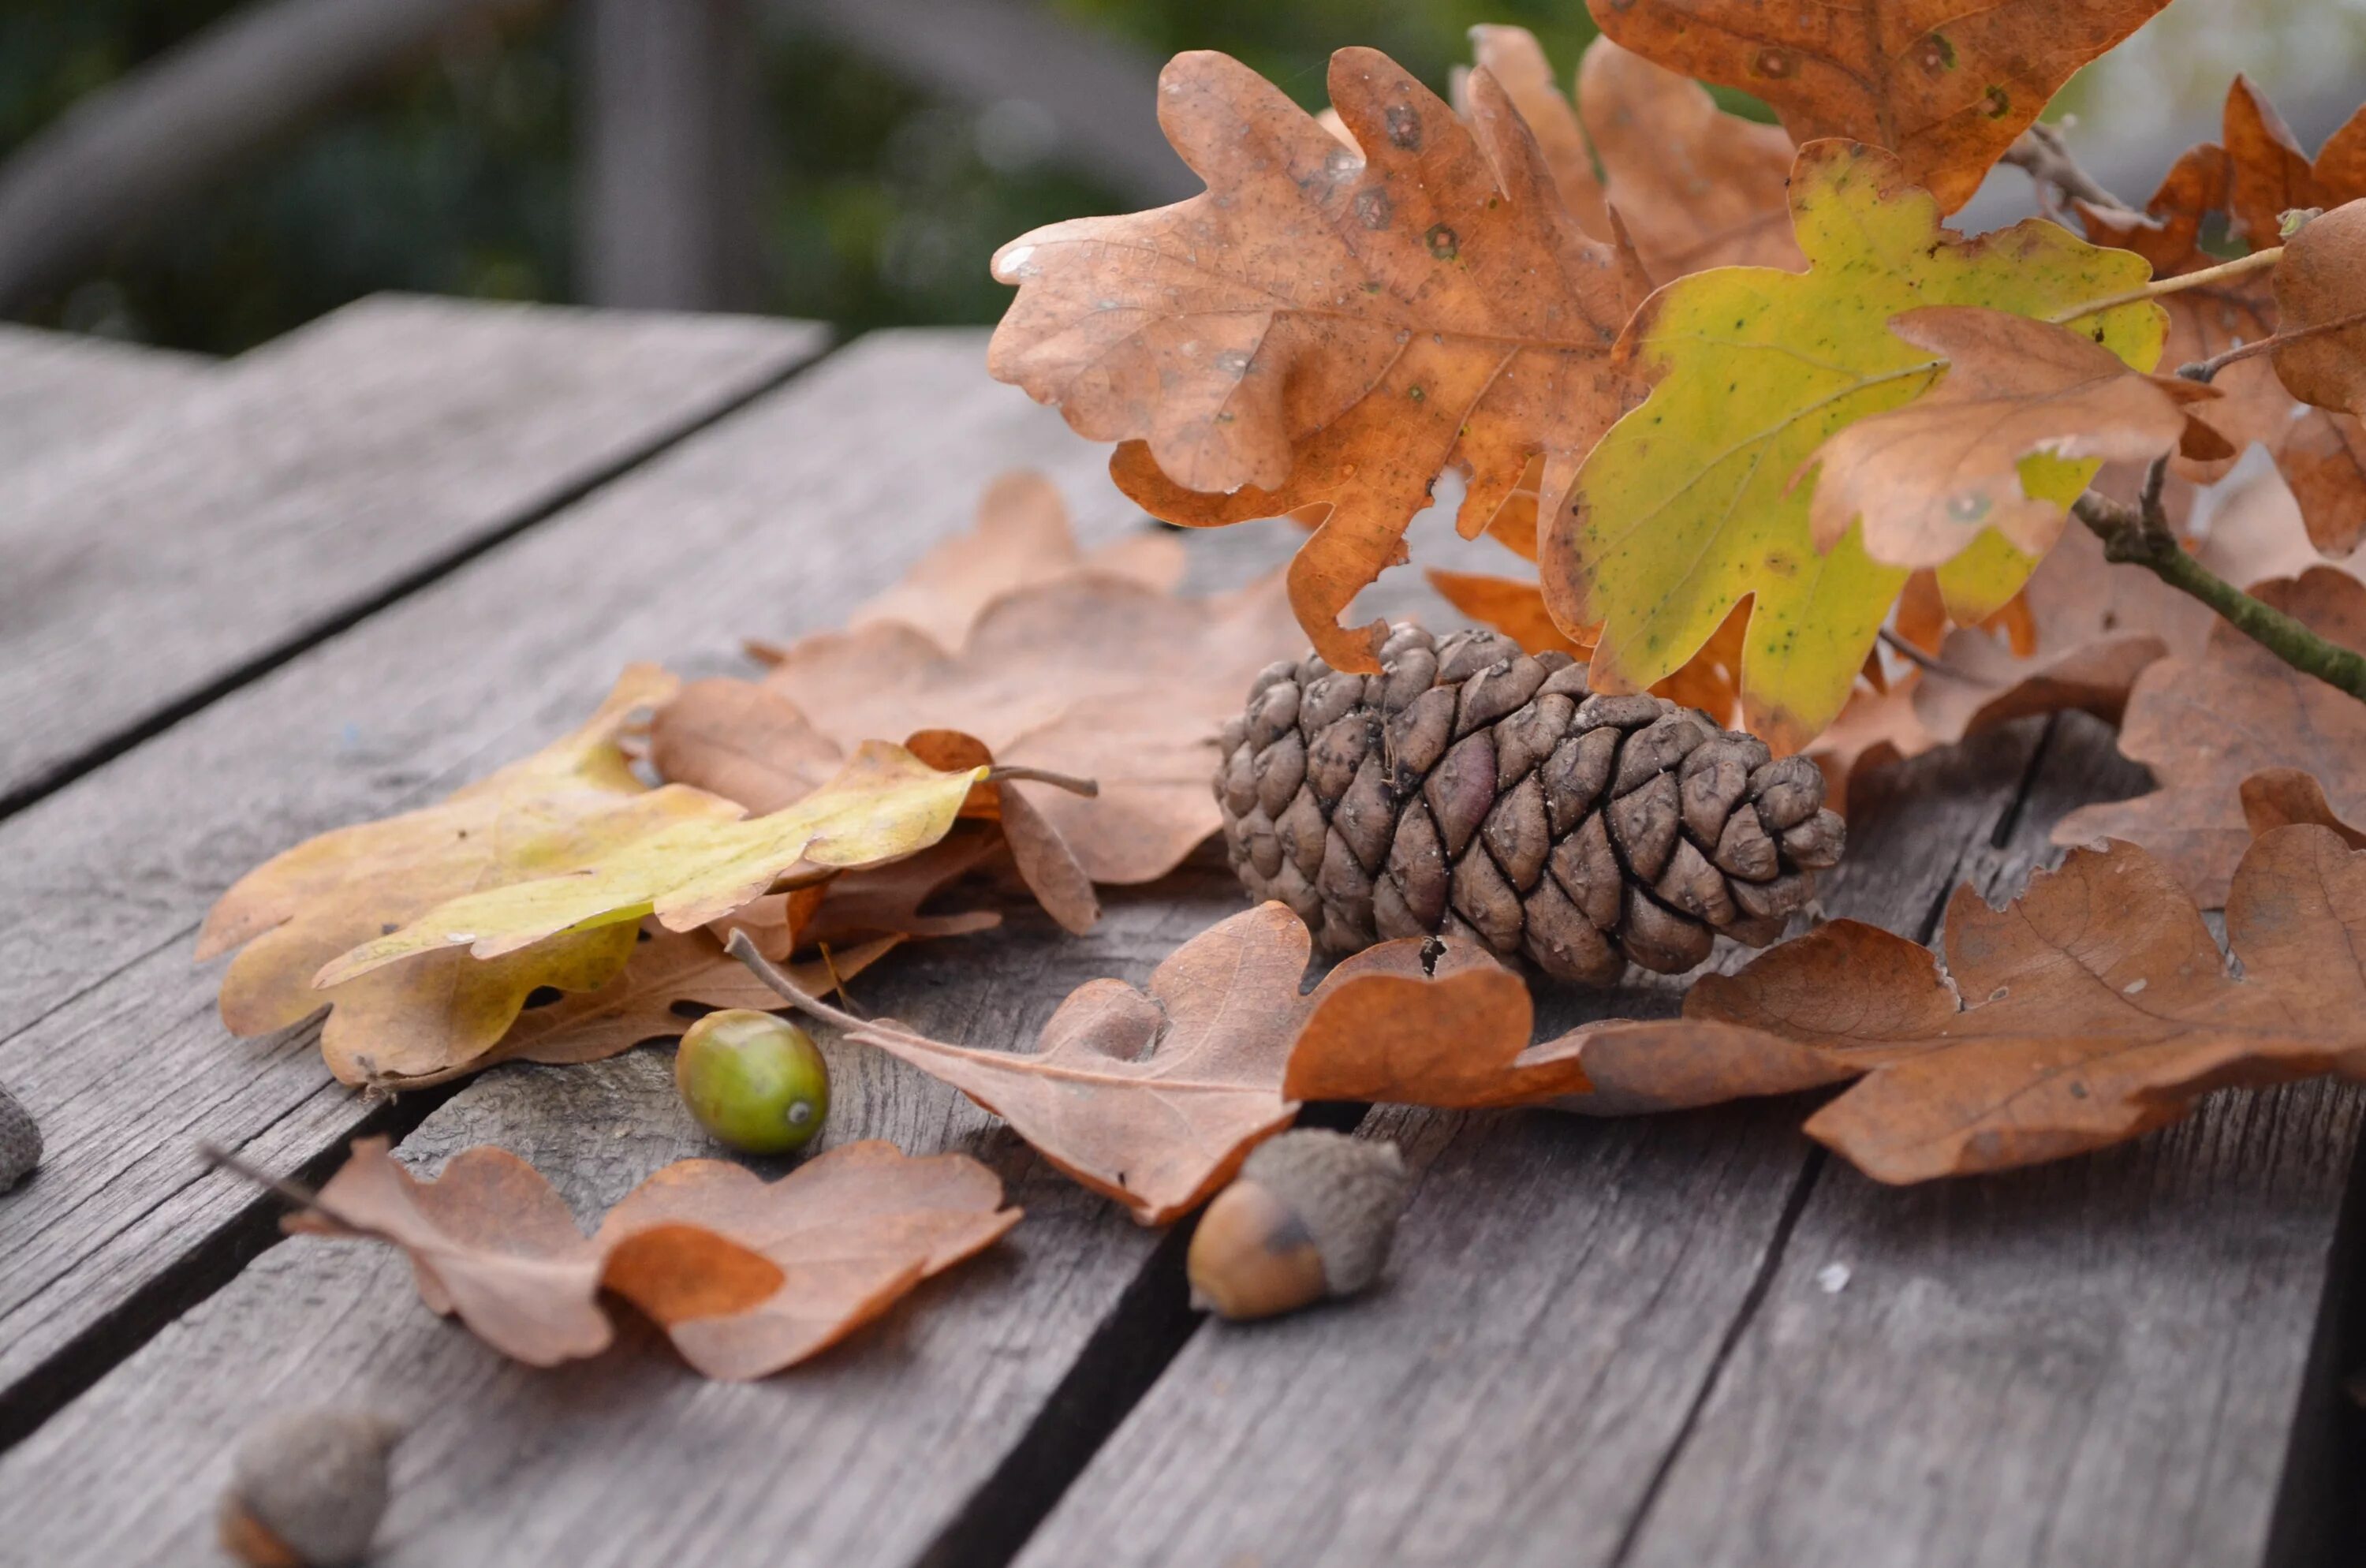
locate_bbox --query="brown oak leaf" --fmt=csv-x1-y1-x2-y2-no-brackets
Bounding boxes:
729,903,1444,1225
288,1136,1017,1380
1805,307,2230,570
664,551,1301,887
988,47,1640,672
1454,26,1610,241
846,469,1184,648
1284,942,1843,1114
197,668,744,1086
1694,829,2366,1182
1590,0,2173,214
1574,35,1800,282
2052,568,2366,905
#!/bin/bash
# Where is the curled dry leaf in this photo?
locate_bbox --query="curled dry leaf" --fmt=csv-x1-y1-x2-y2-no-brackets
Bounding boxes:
670,528,1302,886
1805,307,2229,570
1284,940,1847,1114
1696,829,2366,1182
2053,567,2366,905
729,903,1446,1225
847,469,1184,648
197,668,744,1087
2271,199,2366,418
286,1136,1017,1380
317,742,985,986
1288,830,2366,1183
1589,0,2173,214
1546,140,2163,752
989,47,1640,672
366,921,905,1093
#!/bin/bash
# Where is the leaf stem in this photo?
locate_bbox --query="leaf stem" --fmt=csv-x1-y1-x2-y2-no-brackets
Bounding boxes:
2178,305,2366,383
2048,248,2284,327
2071,476,2366,704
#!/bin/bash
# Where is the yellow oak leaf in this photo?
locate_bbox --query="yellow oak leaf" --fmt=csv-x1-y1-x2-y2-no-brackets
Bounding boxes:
197,667,742,1086
318,742,985,985
1542,140,2165,752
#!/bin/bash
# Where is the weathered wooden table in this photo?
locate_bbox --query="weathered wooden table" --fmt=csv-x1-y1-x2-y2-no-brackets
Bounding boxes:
0,297,2358,1567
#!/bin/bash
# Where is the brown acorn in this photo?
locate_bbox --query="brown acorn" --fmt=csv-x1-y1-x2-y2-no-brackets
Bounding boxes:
220,1409,402,1567
1188,1130,1409,1320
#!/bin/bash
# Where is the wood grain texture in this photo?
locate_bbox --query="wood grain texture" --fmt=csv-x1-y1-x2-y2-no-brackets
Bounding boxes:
0,872,1243,1566
1617,712,2366,1568
0,323,207,472
1011,726,2056,1568
0,330,1141,1432
0,293,820,808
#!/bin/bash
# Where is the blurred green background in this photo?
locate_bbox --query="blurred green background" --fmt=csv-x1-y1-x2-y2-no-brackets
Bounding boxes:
4,0,2359,355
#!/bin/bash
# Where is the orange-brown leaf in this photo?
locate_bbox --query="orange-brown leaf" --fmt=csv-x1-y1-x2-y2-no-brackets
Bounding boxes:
689,561,1299,887
2053,568,2366,905
1576,36,1800,282
1590,0,2172,213
1284,939,1846,1114
989,48,1640,671
1805,307,2227,570
1693,831,2366,1182
732,904,1436,1225
293,1136,1016,1379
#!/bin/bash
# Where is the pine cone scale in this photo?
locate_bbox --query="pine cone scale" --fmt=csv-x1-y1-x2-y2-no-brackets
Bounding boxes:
1217,627,1846,986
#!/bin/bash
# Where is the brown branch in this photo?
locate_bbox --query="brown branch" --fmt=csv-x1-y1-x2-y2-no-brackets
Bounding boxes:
2072,469,2366,705
2003,122,2139,220
2178,305,2366,383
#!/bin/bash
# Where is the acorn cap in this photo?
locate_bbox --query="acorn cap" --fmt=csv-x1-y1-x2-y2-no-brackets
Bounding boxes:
221,1409,401,1567
1236,1129,1409,1296
0,1085,40,1193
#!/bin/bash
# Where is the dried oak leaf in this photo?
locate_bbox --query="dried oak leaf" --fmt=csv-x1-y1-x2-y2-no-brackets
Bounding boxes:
1545,140,2164,752
1805,307,2230,570
1573,35,1800,282
2080,81,2366,545
1589,0,2172,214
1910,520,2211,745
2052,567,2366,905
676,567,1301,887
318,742,985,985
1284,940,1843,1114
1454,26,1609,241
2271,199,2366,418
291,1136,1017,1379
847,469,1184,648
988,47,1640,673
198,668,744,1087
379,922,905,1093
1693,828,2366,1182
730,903,1431,1225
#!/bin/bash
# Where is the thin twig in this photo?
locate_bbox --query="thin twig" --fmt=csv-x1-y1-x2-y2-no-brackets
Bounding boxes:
2070,486,2366,704
2049,248,2284,326
1876,627,1958,677
815,940,860,1016
2178,305,2366,383
2003,122,2138,219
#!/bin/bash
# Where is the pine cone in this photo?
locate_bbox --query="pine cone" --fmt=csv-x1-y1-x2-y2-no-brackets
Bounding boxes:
1215,626,1845,985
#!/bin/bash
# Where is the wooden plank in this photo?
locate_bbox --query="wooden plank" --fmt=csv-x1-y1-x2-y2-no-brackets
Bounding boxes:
0,875,1237,1566
1610,712,2366,1568
0,330,1135,1441
0,293,822,810
1009,724,2060,1568
0,324,207,472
